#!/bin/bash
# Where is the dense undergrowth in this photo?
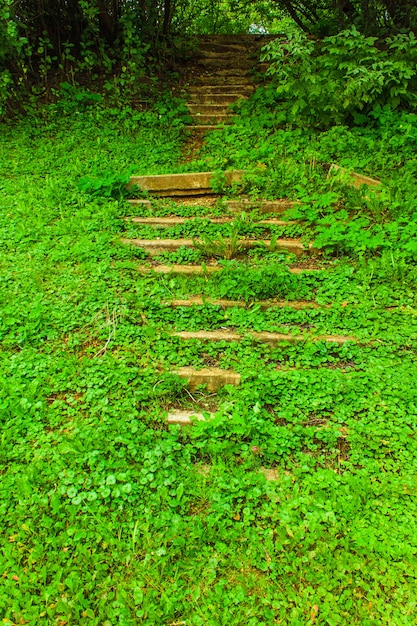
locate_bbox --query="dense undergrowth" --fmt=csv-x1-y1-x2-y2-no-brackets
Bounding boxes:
1,93,417,624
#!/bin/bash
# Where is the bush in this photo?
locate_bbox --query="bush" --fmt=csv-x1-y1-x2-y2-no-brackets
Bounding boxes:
262,28,417,127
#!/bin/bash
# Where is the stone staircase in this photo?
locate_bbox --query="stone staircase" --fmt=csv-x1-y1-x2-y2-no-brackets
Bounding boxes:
178,34,273,129
119,36,381,432
122,183,356,425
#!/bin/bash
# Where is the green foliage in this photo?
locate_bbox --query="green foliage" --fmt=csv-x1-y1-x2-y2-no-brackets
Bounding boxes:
0,0,27,115
78,170,133,199
2,68,417,624
263,28,417,127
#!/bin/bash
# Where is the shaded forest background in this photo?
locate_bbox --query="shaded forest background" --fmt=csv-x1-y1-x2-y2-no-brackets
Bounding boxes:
0,0,416,115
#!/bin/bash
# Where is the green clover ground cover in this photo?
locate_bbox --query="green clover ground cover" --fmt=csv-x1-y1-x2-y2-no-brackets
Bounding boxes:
1,103,417,625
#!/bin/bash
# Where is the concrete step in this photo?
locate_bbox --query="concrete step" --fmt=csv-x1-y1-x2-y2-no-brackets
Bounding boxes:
139,264,321,276
125,198,298,214
192,74,254,86
226,199,297,214
126,198,152,208
165,297,323,310
187,93,248,105
126,217,295,227
329,164,382,189
192,58,250,71
184,125,220,133
187,84,255,95
166,409,211,425
123,237,307,256
140,264,222,276
189,113,231,125
129,170,245,197
174,366,241,391
187,103,231,116
172,330,356,345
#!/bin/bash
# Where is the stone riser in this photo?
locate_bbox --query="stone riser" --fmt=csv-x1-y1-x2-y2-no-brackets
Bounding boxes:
187,93,248,105
187,104,232,116
190,114,231,125
126,217,295,227
139,264,320,276
129,170,245,196
126,198,297,214
174,366,241,391
122,237,307,256
191,75,253,86
172,330,355,345
187,84,254,95
165,297,323,310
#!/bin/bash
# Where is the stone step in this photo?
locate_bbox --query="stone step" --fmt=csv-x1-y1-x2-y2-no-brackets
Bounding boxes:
125,198,298,214
123,237,307,256
129,170,245,197
165,297,322,310
193,55,252,68
187,103,231,116
140,264,222,276
184,125,220,133
189,113,231,125
329,164,382,189
187,84,255,95
226,199,297,213
166,409,211,425
187,93,248,105
139,264,321,276
174,366,241,391
126,198,152,208
172,330,356,345
126,216,295,227
192,74,254,86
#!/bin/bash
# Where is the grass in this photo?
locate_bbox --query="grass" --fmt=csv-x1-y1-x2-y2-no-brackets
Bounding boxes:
1,101,417,624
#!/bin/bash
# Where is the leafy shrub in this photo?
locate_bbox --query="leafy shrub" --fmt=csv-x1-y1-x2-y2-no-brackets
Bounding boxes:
262,28,417,127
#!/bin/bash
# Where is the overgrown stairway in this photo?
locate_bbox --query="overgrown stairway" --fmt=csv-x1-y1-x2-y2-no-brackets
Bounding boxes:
179,34,273,130
118,36,380,440
122,175,358,427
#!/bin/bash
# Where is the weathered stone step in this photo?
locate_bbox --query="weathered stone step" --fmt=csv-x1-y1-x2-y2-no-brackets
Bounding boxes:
194,56,252,69
184,125,220,132
129,170,245,197
165,297,322,310
126,216,295,227
172,330,355,345
187,93,248,105
193,75,254,86
140,264,221,275
187,84,254,95
166,409,211,425
190,114,231,125
125,198,298,214
139,264,321,276
329,164,382,189
226,199,297,213
187,104,231,116
175,366,241,391
123,237,307,256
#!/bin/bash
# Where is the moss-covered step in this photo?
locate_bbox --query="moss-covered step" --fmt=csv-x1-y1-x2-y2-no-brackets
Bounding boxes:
172,329,356,345
125,217,295,226
128,170,245,196
138,264,322,276
164,297,323,310
122,237,308,256
174,366,241,391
